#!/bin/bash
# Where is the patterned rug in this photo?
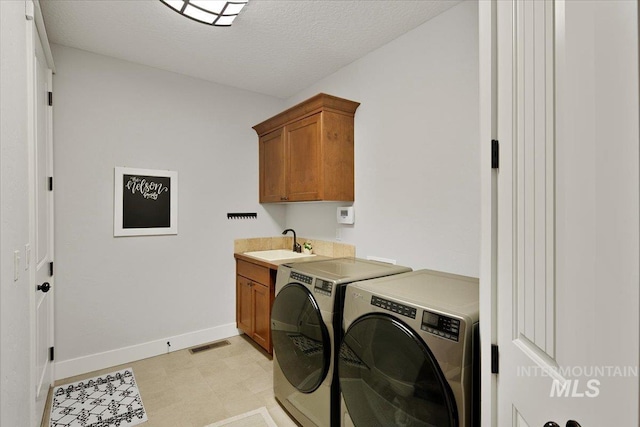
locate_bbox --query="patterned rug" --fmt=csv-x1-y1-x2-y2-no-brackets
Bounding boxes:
50,368,147,427
204,407,278,427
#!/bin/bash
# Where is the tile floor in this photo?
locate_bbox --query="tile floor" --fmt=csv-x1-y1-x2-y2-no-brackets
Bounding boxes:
42,335,298,427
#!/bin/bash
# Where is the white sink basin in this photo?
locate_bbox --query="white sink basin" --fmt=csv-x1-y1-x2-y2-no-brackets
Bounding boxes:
244,249,316,262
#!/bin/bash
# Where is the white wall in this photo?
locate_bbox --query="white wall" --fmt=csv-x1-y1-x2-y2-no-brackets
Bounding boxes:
52,45,285,376
285,1,480,277
0,1,32,424
52,0,478,377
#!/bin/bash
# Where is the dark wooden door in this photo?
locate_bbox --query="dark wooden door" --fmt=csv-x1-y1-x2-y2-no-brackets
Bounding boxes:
259,128,286,202
252,281,270,351
236,275,253,334
286,114,321,201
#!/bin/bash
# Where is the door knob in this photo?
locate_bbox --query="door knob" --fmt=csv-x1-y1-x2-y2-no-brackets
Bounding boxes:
566,422,581,427
37,282,51,293
544,423,560,427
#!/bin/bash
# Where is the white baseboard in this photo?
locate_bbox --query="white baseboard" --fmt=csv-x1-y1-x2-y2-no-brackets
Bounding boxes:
54,323,240,381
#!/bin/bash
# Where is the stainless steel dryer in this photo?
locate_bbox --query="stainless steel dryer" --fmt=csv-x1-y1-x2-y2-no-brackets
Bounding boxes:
339,269,479,427
271,258,412,427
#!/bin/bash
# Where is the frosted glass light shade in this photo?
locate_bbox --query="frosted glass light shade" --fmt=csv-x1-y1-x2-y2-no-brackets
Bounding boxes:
159,0,248,26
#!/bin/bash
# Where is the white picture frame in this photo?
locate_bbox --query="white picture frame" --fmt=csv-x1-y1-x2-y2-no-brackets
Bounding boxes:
114,167,178,236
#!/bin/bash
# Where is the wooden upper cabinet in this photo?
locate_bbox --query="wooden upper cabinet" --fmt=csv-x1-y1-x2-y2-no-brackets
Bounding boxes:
287,114,321,201
259,128,286,203
253,93,360,203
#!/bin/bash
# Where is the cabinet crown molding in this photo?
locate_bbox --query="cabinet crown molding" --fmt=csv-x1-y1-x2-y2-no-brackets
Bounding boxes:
253,93,360,136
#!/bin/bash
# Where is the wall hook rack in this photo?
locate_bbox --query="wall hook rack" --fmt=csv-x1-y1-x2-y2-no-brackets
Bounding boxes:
227,212,257,220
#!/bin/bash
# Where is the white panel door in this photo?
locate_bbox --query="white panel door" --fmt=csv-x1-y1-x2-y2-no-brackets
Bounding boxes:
496,1,639,426
30,11,54,425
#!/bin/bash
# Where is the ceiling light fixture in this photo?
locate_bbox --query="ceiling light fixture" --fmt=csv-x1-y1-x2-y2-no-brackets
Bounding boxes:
159,0,248,27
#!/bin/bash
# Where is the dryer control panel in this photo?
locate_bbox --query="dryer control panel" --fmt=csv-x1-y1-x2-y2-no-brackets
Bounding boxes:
290,271,313,285
371,296,417,319
421,310,461,342
314,279,333,296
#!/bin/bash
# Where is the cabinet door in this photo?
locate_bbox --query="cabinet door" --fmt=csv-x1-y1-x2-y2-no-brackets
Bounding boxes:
259,128,286,203
252,281,271,351
236,276,253,334
286,114,321,201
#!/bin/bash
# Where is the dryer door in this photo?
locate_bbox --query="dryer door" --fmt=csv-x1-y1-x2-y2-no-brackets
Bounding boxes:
271,283,330,393
339,313,458,427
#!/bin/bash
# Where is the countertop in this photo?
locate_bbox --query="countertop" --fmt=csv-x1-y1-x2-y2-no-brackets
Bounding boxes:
234,252,331,270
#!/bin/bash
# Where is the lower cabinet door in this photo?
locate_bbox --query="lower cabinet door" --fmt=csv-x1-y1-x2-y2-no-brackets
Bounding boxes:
252,282,271,351
236,276,253,334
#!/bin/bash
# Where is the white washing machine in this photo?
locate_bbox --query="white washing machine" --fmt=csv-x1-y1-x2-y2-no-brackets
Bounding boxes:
339,269,479,427
271,258,412,427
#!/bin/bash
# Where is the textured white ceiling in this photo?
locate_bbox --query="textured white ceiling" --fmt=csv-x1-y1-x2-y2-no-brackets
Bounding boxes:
41,0,462,99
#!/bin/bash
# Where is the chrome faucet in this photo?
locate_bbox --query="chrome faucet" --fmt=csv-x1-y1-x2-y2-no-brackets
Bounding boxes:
282,229,302,253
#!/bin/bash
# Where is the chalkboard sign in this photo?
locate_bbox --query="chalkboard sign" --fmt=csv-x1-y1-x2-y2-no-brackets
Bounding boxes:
114,167,178,236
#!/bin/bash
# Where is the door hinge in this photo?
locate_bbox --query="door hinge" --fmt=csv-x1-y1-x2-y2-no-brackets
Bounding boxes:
49,346,54,362
491,344,499,374
491,139,499,169
49,177,53,191
48,91,53,106
49,261,54,277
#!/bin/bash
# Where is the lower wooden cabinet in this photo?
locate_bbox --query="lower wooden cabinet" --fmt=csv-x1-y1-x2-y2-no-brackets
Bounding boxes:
251,280,270,350
236,275,254,334
235,259,275,353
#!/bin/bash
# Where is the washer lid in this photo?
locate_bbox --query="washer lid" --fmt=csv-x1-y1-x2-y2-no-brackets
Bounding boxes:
288,258,412,284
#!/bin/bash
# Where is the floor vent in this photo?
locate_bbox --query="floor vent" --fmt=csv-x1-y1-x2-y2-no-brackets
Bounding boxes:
189,340,231,354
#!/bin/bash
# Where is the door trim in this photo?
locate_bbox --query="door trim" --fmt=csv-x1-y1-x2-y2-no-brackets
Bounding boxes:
479,0,498,425
31,0,56,74
26,1,55,425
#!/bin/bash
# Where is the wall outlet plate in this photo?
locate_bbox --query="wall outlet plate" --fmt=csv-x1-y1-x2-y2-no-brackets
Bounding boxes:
337,206,354,224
